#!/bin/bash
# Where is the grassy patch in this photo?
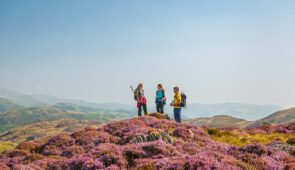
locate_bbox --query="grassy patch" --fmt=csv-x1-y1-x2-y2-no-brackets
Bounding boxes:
0,141,16,153
207,128,295,147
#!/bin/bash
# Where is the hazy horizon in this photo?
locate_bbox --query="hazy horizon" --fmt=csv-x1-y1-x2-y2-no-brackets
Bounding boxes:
1,1,295,107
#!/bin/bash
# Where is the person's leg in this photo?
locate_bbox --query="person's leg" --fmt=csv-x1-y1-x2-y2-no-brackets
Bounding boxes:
156,102,160,113
138,104,142,117
178,108,182,123
161,102,164,113
143,104,148,115
174,108,181,123
174,108,177,122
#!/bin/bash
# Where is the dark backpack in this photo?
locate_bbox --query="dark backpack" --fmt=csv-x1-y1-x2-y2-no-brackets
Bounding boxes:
133,88,138,100
180,92,187,108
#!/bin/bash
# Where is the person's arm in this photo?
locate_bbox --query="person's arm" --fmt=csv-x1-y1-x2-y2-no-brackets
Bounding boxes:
162,90,166,101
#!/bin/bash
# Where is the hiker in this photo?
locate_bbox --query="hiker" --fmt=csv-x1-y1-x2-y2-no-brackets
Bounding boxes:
171,87,182,123
155,84,166,114
134,83,148,116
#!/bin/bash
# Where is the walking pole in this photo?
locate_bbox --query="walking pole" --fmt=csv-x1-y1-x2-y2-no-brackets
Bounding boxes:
130,86,134,93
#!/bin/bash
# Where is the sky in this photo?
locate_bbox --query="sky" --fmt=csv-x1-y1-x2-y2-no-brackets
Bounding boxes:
0,0,295,107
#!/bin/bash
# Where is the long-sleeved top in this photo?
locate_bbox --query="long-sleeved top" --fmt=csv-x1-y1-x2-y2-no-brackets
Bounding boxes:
156,90,165,102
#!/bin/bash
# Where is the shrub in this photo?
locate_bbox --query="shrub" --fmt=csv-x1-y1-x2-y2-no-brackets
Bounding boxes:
23,153,45,164
207,128,220,136
61,146,84,158
148,113,170,120
0,162,9,170
241,144,268,156
16,141,43,153
287,138,295,145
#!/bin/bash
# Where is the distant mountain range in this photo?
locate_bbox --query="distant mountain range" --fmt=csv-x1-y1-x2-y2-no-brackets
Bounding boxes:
0,88,134,110
0,88,292,132
0,88,282,121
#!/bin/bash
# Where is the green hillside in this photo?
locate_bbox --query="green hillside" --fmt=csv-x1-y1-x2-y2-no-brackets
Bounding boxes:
0,118,102,144
0,105,133,133
0,98,22,113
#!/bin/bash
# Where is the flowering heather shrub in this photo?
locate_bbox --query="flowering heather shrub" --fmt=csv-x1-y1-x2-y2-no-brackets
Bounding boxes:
65,156,105,170
135,157,186,170
88,143,126,167
16,141,44,153
248,122,295,135
275,122,295,134
41,133,75,156
23,153,45,164
0,113,294,169
269,142,295,156
42,145,63,156
46,133,75,148
61,145,84,158
0,162,9,170
11,164,34,170
173,127,194,140
240,144,268,156
103,118,147,137
71,128,120,150
147,113,170,120
176,142,201,155
3,149,30,158
186,151,242,170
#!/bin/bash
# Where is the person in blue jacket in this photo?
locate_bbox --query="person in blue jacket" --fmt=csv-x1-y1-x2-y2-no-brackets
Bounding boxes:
155,84,166,114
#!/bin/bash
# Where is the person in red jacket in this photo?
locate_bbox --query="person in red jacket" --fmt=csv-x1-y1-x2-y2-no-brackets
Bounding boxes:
135,83,148,116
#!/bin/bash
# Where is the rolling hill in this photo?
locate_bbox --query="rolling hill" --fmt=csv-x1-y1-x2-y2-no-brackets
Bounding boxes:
246,107,295,128
0,105,134,133
186,115,252,129
0,119,103,144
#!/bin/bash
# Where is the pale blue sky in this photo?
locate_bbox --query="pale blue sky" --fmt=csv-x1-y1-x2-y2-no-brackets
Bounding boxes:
0,0,294,107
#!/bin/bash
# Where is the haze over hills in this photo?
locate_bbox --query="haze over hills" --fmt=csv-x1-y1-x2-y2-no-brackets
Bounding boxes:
0,88,282,120
246,107,295,128
0,88,133,110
